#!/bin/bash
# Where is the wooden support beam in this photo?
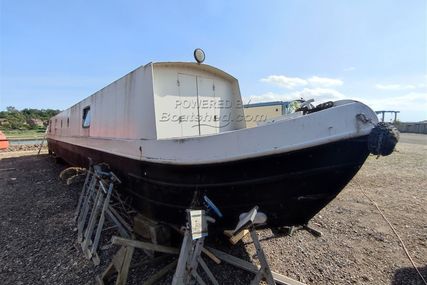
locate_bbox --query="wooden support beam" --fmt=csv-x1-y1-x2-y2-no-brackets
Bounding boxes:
96,246,135,285
206,247,306,285
116,246,135,285
202,247,221,264
111,236,179,255
272,271,307,285
207,247,258,272
142,259,177,285
224,229,250,245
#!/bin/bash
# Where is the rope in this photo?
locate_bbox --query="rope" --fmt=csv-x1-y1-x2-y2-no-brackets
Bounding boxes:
355,182,427,285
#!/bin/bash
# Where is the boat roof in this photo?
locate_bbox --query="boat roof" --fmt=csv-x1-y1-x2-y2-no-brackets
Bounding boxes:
152,62,238,82
61,61,238,112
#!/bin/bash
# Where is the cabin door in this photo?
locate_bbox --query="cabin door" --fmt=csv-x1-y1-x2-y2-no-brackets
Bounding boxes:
197,76,219,135
178,74,200,137
177,74,219,137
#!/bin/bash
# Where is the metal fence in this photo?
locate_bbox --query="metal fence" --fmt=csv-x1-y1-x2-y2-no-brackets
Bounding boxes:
397,122,427,134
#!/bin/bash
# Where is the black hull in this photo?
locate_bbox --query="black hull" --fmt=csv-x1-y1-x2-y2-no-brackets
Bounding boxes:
48,136,370,228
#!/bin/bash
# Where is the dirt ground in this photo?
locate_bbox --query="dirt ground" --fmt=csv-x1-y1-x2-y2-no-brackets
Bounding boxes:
0,133,426,285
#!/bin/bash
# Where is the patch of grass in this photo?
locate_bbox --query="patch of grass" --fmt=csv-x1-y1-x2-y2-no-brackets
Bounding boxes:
2,129,46,139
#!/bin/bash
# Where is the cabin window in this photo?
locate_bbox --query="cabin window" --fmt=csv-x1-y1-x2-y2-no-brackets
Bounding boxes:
82,106,91,128
67,118,70,127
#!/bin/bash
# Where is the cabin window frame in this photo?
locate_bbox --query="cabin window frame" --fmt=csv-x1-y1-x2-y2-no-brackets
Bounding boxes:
67,118,70,128
82,106,91,128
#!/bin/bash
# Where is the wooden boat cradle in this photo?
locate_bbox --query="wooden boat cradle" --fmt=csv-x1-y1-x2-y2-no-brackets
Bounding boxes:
73,160,308,285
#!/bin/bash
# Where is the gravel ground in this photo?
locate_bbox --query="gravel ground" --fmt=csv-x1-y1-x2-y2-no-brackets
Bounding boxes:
1,144,48,152
0,133,426,285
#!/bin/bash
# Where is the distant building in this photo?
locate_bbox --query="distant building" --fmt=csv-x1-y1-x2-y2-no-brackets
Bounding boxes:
244,101,301,128
397,122,427,134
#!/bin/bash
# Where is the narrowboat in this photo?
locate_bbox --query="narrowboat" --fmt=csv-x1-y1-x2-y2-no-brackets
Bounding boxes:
47,50,398,228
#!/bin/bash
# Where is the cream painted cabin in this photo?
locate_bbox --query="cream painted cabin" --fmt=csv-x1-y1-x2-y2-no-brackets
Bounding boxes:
49,62,246,140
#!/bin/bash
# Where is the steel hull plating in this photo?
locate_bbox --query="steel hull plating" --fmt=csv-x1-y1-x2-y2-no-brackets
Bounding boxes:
48,136,370,228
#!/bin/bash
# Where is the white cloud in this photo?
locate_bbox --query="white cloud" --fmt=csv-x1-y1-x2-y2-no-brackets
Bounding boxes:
248,92,295,103
358,92,427,112
344,66,356,71
250,90,427,112
307,76,343,87
249,88,345,104
258,74,344,103
247,88,427,121
261,75,343,89
297,88,345,101
260,75,307,89
251,74,427,121
375,84,417,91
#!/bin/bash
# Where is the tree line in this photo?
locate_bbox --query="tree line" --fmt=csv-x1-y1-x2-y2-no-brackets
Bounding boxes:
0,106,60,130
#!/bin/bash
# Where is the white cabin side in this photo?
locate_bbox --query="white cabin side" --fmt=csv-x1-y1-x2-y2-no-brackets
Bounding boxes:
87,64,156,139
152,62,245,139
48,63,157,140
47,62,246,141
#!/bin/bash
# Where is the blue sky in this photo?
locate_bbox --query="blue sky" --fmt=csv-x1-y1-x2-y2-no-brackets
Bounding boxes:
1,0,426,121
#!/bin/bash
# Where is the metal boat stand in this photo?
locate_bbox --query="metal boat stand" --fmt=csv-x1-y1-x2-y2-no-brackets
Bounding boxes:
93,202,305,285
172,209,220,285
96,207,222,285
97,205,221,285
75,162,132,265
172,204,306,285
74,168,306,285
208,206,306,285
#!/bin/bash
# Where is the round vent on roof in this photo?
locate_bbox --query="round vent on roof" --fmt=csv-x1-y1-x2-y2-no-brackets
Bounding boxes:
194,48,205,64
